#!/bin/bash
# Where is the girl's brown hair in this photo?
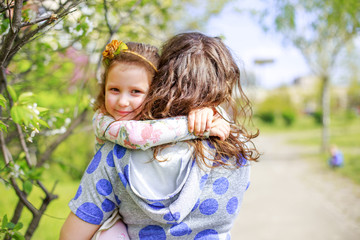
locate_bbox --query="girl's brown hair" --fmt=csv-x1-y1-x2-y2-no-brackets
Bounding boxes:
140,32,259,167
93,42,160,111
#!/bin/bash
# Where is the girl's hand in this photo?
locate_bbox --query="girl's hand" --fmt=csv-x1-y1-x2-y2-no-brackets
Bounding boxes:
209,117,230,141
188,107,214,136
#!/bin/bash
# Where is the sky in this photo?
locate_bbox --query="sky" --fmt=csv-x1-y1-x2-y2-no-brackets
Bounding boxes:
204,1,311,89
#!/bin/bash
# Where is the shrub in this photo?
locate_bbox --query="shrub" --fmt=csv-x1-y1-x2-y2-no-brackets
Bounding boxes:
312,111,323,125
257,111,276,124
281,110,296,126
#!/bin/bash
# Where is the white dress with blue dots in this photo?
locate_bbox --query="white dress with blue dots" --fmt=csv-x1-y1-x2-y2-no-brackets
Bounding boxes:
69,141,251,240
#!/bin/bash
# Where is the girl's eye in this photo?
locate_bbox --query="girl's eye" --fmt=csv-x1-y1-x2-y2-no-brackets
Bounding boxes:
110,88,119,92
131,90,142,94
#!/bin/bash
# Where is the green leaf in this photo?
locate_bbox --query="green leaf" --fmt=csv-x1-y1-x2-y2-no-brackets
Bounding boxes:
2,215,8,229
0,18,9,33
13,222,23,231
23,180,32,195
36,107,48,113
18,152,26,160
12,232,25,240
7,85,17,102
27,167,44,180
18,92,34,105
75,23,82,31
57,161,67,171
10,105,40,126
17,59,32,73
22,108,31,126
22,107,37,126
6,222,15,229
0,94,6,109
0,120,7,133
37,118,50,128
10,106,22,124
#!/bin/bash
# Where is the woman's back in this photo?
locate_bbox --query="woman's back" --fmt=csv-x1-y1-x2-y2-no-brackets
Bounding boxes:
69,141,250,239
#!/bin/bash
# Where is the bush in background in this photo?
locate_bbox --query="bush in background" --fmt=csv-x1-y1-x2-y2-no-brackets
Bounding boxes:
312,110,323,125
254,90,299,126
281,109,296,126
257,111,276,124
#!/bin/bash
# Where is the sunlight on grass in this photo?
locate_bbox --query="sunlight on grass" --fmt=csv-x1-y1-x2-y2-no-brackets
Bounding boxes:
254,114,320,134
258,114,360,185
0,179,79,239
339,154,360,185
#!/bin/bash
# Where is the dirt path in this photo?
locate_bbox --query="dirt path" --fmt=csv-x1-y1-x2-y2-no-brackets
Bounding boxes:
231,133,360,240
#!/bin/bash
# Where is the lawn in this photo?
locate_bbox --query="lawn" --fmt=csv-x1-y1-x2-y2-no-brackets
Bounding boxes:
256,114,360,185
0,175,79,239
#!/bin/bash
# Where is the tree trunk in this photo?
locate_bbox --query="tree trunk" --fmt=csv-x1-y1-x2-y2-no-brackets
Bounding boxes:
321,75,330,152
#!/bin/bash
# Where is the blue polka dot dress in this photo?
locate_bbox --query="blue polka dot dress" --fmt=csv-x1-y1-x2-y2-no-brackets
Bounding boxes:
69,141,251,239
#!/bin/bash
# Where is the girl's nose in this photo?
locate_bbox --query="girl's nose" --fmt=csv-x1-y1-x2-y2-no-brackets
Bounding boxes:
117,95,129,107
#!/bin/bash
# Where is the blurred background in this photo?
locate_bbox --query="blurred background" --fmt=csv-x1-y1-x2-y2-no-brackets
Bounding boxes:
0,0,359,239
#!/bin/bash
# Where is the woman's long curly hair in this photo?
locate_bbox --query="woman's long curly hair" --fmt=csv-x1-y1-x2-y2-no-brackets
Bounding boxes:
139,32,259,168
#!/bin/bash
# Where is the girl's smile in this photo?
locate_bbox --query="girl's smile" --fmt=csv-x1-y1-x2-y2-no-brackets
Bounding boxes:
105,63,151,121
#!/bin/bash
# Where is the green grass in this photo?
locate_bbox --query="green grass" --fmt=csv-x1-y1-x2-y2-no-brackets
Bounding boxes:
255,113,320,131
0,173,80,239
257,114,360,185
0,129,94,239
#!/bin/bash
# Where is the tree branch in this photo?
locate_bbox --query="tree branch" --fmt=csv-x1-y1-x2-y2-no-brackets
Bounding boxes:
103,0,113,35
20,15,58,28
0,1,11,14
10,200,25,225
7,0,13,30
16,123,33,166
0,0,22,66
25,183,57,239
37,108,88,167
4,3,80,67
0,130,12,165
10,177,38,215
0,65,7,94
36,180,58,200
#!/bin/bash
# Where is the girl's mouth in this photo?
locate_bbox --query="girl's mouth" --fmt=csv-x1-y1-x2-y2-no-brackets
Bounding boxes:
116,110,133,115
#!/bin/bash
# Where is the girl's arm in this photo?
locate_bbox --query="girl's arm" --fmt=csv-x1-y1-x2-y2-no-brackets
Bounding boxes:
93,110,204,150
60,212,100,240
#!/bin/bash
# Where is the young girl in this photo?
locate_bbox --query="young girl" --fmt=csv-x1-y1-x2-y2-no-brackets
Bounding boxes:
61,32,259,239
63,40,230,239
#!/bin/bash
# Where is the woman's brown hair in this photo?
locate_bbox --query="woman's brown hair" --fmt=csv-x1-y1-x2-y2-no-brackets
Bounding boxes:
140,32,259,167
93,42,160,111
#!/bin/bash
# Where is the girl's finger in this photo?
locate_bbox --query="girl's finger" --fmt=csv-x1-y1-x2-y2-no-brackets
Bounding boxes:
206,111,213,131
195,112,203,136
188,111,195,132
198,110,208,135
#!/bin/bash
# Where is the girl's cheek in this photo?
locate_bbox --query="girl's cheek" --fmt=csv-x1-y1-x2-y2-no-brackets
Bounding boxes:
106,95,116,107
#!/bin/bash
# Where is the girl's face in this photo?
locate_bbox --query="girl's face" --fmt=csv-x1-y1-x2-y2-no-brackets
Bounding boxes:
105,63,151,120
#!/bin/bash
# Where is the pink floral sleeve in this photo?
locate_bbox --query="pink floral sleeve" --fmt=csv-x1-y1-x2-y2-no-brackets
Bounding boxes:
93,110,206,151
